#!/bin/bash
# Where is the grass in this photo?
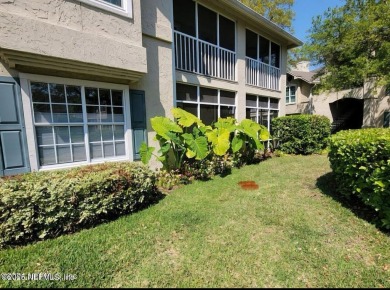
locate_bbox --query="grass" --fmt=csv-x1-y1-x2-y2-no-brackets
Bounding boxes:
0,155,389,288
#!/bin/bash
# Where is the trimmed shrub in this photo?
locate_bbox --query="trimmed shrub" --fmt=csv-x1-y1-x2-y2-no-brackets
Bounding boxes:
328,128,390,228
271,114,331,154
0,162,159,248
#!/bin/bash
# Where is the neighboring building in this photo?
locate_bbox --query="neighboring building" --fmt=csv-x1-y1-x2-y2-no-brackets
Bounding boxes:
0,0,302,176
286,61,390,133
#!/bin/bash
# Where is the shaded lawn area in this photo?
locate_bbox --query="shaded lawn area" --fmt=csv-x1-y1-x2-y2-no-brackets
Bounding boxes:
0,155,389,288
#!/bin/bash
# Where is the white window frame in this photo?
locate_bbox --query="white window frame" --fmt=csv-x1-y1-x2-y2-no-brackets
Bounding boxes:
245,94,279,135
175,83,237,123
78,0,133,19
286,85,297,104
19,74,133,172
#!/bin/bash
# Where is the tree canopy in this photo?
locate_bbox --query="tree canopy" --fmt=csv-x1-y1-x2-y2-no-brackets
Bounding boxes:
239,0,295,32
306,0,390,90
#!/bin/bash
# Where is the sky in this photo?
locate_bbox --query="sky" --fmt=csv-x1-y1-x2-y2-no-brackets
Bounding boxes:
292,0,345,43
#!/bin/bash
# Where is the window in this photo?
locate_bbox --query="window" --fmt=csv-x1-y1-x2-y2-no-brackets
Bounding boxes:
246,29,280,68
286,86,296,104
384,112,390,128
245,95,279,135
78,0,132,18
176,83,236,125
31,81,127,167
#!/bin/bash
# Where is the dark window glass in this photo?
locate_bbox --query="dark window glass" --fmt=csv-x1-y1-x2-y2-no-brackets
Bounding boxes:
271,42,280,68
200,87,218,103
246,29,257,59
173,0,196,36
220,90,235,105
198,4,217,44
176,83,198,101
200,104,218,125
259,36,270,64
219,15,235,51
246,94,257,107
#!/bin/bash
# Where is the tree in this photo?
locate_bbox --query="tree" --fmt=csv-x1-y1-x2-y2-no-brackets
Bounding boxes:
240,0,295,32
306,0,390,91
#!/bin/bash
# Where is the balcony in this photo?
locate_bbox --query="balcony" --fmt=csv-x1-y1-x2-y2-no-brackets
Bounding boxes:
174,31,236,81
245,57,280,91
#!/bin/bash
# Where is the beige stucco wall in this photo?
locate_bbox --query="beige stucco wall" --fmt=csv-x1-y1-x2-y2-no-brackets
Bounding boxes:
0,0,147,80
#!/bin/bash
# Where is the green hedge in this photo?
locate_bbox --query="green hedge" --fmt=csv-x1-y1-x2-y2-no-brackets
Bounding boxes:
0,162,158,248
271,114,331,154
328,129,390,228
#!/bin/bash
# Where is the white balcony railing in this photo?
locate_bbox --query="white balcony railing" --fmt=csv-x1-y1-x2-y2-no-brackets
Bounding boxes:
174,31,236,81
246,57,281,91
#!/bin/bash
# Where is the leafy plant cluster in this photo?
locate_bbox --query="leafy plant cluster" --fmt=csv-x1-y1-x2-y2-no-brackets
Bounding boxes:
0,162,159,248
141,108,270,180
271,114,331,155
328,128,390,228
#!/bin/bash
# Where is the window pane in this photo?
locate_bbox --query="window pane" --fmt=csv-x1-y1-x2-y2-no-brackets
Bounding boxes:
52,104,68,123
99,89,111,106
270,98,279,109
198,4,217,45
271,42,280,68
31,82,49,103
36,126,54,146
112,90,123,106
177,102,198,117
68,105,83,123
246,95,257,107
219,15,235,51
100,106,113,122
103,0,121,6
66,86,82,104
34,104,52,123
173,0,196,36
114,125,125,140
220,106,235,118
55,126,70,144
220,90,235,105
270,110,279,134
259,97,269,108
88,125,101,142
38,146,56,166
50,84,66,103
246,29,257,59
259,36,270,64
70,126,85,143
200,104,218,125
73,144,87,162
102,125,113,141
87,106,100,122
176,83,197,101
115,142,125,156
258,109,268,128
246,108,257,122
111,107,123,122
85,88,99,105
200,87,218,103
90,143,103,159
291,94,296,103
57,145,72,164
103,142,115,158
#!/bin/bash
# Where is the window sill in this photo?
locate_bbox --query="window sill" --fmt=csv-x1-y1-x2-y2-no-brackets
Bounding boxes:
78,0,133,19
286,102,296,106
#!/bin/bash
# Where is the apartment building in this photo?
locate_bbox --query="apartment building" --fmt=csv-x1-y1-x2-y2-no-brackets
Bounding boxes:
286,61,390,133
0,0,302,176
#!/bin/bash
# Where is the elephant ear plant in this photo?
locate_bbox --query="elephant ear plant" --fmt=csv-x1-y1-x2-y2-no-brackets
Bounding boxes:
140,108,271,173
140,108,209,171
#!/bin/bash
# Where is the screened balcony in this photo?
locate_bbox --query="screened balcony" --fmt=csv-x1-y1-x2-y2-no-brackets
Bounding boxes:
173,0,236,81
246,29,281,91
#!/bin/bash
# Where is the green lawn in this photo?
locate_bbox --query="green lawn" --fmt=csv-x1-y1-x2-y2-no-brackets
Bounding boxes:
0,155,389,288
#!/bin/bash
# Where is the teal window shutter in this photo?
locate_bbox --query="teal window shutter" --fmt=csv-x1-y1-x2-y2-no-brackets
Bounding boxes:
130,91,146,160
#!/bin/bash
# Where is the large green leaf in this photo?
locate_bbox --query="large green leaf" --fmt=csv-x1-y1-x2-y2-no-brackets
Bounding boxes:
206,128,231,156
172,108,204,128
214,117,237,132
151,116,182,140
183,134,209,160
237,119,262,149
139,142,154,165
231,135,244,153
